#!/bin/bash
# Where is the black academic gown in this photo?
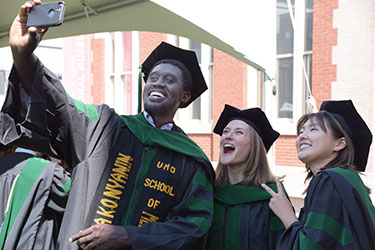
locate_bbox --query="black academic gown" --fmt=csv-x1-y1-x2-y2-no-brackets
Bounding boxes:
206,182,286,250
0,152,31,223
1,60,215,250
277,167,375,250
0,152,70,250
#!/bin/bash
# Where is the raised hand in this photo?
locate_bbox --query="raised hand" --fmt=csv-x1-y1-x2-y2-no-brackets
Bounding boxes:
9,0,48,93
9,0,47,57
261,178,298,228
69,224,132,250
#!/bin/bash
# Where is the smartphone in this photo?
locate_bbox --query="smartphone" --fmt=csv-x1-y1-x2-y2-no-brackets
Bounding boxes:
27,1,66,27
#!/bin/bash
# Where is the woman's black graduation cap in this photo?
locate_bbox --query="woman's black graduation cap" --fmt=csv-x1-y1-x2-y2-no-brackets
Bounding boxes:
213,104,280,152
320,100,372,171
141,42,208,108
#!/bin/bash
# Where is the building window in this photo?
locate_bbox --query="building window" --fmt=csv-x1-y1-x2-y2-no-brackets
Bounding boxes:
305,0,313,52
304,0,314,113
171,36,213,133
276,0,295,121
190,40,202,64
189,40,202,120
191,98,201,120
303,52,312,113
277,56,294,119
106,32,134,114
276,0,313,133
277,1,294,55
0,70,7,95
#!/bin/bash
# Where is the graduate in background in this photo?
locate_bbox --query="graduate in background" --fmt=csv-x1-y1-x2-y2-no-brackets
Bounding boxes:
0,141,70,249
4,1,214,249
206,105,287,250
262,100,375,249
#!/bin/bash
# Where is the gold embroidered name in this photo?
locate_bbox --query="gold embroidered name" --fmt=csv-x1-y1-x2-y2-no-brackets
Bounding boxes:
144,178,175,197
138,211,159,227
156,161,175,174
94,153,133,224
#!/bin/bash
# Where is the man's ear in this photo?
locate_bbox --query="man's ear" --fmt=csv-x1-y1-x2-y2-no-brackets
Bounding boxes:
334,137,347,152
180,91,191,107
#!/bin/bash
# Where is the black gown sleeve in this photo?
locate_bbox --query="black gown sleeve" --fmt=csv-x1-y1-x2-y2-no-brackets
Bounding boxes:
2,60,118,169
277,172,358,250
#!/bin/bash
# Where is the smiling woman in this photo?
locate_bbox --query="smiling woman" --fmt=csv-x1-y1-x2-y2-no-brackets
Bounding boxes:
296,115,348,175
206,104,287,250
219,120,252,170
262,100,375,250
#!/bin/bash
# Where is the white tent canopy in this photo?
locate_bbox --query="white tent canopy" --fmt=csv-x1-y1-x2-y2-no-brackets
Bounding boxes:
0,0,275,75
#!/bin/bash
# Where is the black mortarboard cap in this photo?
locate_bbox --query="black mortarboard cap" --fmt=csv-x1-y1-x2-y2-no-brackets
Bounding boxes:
213,104,280,152
320,100,372,171
141,42,208,108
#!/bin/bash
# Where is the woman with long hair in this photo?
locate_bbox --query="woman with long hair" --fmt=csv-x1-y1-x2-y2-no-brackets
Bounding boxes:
262,100,375,249
206,104,287,250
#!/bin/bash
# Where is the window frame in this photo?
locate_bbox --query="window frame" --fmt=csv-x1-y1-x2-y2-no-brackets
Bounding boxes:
275,0,311,135
170,36,213,133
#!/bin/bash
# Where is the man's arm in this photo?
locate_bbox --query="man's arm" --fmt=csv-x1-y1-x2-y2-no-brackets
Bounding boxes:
9,0,47,94
5,1,116,166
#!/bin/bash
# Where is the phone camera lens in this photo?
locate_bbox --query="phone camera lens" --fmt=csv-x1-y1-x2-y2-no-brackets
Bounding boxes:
48,9,55,17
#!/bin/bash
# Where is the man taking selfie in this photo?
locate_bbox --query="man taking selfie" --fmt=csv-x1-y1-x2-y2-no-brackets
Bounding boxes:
2,1,215,249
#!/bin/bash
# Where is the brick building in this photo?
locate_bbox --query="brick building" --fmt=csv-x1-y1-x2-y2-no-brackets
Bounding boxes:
0,0,373,210
57,0,375,209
